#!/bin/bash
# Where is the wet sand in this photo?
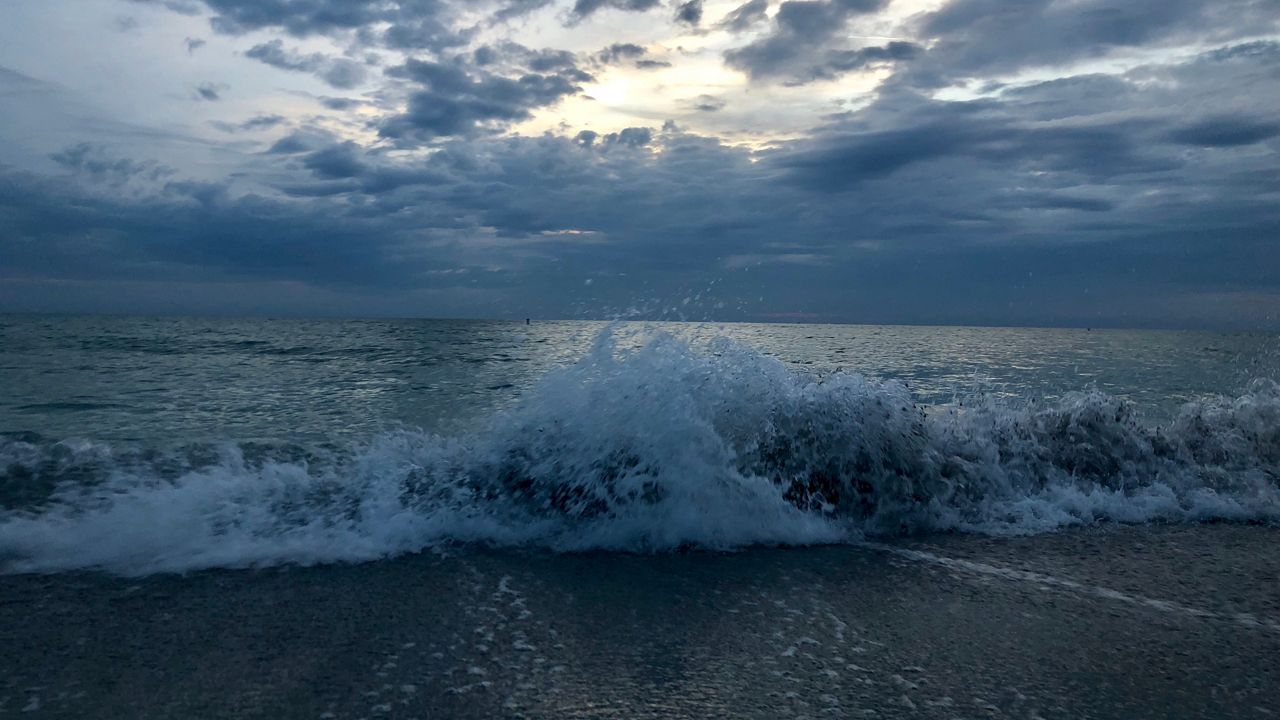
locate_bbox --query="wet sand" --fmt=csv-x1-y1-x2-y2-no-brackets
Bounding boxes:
3,524,1278,719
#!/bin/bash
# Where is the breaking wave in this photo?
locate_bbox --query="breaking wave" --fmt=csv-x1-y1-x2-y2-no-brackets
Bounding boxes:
2,327,1278,574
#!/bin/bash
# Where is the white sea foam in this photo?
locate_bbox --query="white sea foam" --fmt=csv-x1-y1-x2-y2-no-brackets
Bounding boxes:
1,326,1277,574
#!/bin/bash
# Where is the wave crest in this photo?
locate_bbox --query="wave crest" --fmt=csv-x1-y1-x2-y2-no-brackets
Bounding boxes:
2,327,1277,574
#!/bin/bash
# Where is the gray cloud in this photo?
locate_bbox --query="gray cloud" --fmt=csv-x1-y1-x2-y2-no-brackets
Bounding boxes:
267,129,335,154
718,0,768,33
242,114,288,130
211,114,289,133
902,0,1280,87
7,87,1276,326
682,94,726,112
128,0,203,15
245,39,317,71
320,59,369,89
1164,117,1280,147
245,40,369,89
136,0,471,51
50,143,175,185
302,141,366,179
675,0,704,26
379,57,586,141
200,0,397,36
318,96,363,111
7,1,1280,327
194,81,226,100
570,0,663,20
595,42,646,64
591,42,672,70
723,0,894,82
475,42,583,74
493,0,556,23
577,126,654,147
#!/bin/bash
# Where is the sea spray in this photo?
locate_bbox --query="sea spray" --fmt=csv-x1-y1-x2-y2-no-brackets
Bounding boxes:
1,326,1277,574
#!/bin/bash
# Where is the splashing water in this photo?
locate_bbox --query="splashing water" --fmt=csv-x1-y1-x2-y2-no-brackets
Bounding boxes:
1,326,1278,575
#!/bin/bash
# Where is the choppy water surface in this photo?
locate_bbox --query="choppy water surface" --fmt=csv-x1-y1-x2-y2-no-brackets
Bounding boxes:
0,315,1277,574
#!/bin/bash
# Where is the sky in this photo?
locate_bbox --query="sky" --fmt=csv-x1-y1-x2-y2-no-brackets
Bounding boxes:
0,0,1277,328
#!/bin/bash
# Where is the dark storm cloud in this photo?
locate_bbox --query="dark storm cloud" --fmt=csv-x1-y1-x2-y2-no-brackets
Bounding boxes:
723,0,894,82
378,57,586,141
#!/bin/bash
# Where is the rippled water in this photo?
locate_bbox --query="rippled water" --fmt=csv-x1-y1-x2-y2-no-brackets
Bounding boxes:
3,315,1273,443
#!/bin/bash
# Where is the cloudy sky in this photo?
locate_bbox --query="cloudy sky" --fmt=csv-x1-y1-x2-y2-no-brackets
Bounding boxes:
0,0,1277,327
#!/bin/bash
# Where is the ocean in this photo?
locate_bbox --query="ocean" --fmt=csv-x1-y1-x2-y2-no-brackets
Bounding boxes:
2,316,1278,718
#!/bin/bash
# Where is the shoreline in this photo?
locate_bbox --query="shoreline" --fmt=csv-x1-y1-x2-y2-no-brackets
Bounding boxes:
4,523,1278,718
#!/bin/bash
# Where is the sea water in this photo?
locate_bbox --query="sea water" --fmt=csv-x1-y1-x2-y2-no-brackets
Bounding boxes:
1,315,1277,575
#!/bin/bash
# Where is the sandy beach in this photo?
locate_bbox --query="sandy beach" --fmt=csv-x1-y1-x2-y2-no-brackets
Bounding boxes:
4,523,1277,719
